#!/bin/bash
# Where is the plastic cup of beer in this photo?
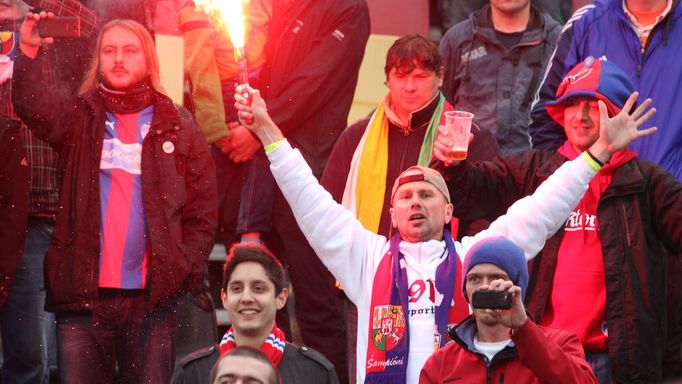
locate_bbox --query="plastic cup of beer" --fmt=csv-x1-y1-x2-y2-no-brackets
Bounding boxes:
444,111,474,161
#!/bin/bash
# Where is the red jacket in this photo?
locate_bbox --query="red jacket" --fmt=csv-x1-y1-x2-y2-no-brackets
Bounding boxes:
420,317,597,384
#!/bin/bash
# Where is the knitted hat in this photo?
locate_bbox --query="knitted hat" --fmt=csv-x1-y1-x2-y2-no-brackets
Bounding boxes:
545,56,635,125
390,166,451,204
462,236,528,300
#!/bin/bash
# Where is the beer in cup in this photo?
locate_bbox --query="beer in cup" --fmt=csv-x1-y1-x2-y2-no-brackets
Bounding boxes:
443,110,474,161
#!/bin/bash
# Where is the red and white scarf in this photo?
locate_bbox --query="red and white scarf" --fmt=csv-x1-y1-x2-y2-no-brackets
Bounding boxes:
219,324,287,366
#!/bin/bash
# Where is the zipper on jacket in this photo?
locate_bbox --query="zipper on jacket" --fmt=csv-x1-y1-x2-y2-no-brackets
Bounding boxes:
621,204,632,247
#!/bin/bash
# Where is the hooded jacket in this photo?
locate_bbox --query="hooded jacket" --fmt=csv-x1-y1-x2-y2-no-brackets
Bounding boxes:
439,4,561,156
12,51,218,313
529,0,682,181
446,148,682,381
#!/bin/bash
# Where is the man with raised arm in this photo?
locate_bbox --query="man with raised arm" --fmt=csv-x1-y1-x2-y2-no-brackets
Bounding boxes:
232,84,654,383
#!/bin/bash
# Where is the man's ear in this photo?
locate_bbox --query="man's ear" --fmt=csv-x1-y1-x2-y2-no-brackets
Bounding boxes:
444,202,454,224
276,288,289,310
389,206,397,228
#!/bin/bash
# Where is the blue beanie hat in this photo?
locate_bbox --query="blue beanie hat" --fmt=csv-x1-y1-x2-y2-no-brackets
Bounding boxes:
462,236,529,300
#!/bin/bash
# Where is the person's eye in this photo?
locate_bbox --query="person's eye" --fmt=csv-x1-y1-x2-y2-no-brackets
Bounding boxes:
230,286,242,293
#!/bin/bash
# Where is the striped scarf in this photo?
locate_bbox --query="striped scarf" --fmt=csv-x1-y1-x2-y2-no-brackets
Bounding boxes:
219,324,286,366
365,229,463,383
341,93,453,233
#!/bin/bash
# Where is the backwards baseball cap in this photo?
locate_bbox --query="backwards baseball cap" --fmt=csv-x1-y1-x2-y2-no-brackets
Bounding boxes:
545,56,635,125
390,166,451,204
462,236,528,300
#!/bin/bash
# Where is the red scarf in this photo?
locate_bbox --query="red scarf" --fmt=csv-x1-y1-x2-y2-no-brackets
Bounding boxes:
219,324,286,366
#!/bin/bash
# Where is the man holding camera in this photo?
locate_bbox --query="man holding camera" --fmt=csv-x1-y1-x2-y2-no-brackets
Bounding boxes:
419,236,597,383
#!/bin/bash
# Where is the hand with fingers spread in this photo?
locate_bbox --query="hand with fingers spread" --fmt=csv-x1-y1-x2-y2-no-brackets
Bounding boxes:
589,91,657,163
19,11,55,58
234,85,283,146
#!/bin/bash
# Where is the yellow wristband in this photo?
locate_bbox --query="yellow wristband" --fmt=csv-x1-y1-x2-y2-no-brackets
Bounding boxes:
582,151,602,173
264,139,285,154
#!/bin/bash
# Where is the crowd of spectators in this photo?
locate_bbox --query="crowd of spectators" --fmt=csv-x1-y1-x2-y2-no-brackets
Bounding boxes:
0,0,680,383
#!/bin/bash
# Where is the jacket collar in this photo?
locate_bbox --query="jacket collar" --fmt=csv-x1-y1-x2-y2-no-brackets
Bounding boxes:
472,3,546,46
383,92,440,133
451,316,519,365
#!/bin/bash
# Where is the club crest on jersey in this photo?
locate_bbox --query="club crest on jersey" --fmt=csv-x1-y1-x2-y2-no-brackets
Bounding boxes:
562,67,593,86
371,305,406,351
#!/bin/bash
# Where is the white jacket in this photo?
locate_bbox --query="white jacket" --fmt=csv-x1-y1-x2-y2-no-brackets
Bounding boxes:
268,141,596,383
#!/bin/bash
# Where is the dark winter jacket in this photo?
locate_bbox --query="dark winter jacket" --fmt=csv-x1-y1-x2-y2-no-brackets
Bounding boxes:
445,149,682,382
260,0,370,177
12,51,218,313
439,4,561,156
170,343,340,384
0,116,28,311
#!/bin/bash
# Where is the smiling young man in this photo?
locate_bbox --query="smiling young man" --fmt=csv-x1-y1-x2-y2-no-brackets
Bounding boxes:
172,243,339,384
442,57,682,382
12,14,217,383
233,71,655,382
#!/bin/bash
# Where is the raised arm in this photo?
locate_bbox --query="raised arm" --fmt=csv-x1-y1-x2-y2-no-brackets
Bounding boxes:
460,92,657,259
234,87,387,303
12,11,81,147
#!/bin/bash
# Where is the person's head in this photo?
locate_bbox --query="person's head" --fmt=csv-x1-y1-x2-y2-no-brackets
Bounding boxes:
209,346,280,384
79,19,165,94
389,166,453,243
0,0,27,21
546,57,635,153
221,244,288,340
490,0,531,17
463,237,528,325
384,34,444,120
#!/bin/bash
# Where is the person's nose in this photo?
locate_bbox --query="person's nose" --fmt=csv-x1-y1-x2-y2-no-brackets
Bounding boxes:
240,288,255,303
404,76,417,92
115,49,124,63
576,101,591,123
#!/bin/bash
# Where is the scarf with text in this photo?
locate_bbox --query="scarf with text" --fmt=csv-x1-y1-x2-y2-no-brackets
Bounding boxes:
365,229,464,383
342,94,453,233
219,324,286,366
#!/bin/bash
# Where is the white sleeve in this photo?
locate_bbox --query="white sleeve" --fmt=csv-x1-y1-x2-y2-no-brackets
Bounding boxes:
458,154,596,262
267,141,388,304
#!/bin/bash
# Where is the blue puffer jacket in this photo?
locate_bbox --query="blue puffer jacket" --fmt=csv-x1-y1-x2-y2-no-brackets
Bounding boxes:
529,0,682,181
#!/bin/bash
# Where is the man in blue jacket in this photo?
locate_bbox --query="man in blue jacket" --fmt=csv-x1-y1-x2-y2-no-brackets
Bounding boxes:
529,0,682,181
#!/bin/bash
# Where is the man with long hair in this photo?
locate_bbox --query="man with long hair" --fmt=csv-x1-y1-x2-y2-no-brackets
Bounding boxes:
12,13,217,383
